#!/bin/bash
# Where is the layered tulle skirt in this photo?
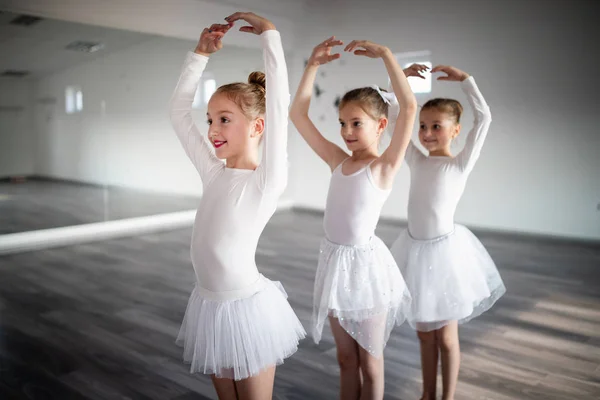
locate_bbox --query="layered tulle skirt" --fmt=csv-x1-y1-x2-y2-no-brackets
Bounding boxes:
176,274,306,380
391,224,506,331
312,236,412,356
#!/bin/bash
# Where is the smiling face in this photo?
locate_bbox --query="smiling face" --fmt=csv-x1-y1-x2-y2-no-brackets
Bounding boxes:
338,101,386,152
206,92,263,160
418,108,461,154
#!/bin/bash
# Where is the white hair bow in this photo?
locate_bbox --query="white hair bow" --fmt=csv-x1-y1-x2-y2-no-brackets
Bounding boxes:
370,85,400,135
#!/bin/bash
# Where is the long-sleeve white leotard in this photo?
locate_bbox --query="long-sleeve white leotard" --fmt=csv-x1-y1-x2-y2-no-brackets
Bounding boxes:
169,30,290,297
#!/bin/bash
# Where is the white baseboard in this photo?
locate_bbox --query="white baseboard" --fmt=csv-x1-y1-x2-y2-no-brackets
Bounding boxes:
0,210,197,255
277,198,294,211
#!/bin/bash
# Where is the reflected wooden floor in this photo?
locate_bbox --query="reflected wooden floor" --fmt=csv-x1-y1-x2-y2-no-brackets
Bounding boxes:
1,210,599,399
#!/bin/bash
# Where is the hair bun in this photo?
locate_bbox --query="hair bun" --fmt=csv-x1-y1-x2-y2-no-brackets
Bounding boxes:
248,71,266,90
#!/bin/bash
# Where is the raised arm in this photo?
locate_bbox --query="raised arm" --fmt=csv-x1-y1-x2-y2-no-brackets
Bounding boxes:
290,37,348,171
256,29,290,192
344,40,418,188
401,64,430,167
169,25,228,183
432,65,492,173
455,77,492,172
225,12,290,193
379,48,418,171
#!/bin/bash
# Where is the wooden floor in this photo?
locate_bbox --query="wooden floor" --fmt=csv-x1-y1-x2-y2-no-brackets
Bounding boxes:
0,178,199,234
1,209,599,399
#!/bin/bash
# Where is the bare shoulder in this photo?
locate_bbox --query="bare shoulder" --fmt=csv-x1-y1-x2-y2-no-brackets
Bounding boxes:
328,149,351,172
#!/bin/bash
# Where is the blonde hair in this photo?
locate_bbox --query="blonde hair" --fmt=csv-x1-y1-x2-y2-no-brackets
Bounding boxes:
339,87,389,120
422,98,463,123
214,71,266,120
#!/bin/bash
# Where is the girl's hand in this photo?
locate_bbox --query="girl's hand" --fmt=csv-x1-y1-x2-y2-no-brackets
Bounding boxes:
431,65,470,81
344,40,390,59
308,36,344,67
224,12,275,35
403,63,430,79
194,23,231,56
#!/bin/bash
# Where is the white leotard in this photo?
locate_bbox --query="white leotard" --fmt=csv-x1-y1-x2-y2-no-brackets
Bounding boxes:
323,160,391,246
169,31,289,298
406,77,491,240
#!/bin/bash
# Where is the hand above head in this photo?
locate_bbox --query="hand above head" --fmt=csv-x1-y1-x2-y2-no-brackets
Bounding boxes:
403,63,430,79
344,40,390,59
194,23,231,56
431,65,470,82
224,12,276,35
308,36,344,67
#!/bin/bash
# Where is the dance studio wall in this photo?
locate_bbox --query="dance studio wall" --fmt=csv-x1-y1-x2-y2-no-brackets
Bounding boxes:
33,37,264,197
287,0,600,240
0,78,35,177
0,0,299,51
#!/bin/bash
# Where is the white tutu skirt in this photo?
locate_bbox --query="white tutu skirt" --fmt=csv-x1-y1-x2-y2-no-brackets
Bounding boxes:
312,236,411,357
176,275,306,380
391,224,506,332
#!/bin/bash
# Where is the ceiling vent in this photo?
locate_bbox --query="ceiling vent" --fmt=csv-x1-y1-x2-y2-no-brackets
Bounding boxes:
1,70,30,78
10,15,42,26
65,41,105,53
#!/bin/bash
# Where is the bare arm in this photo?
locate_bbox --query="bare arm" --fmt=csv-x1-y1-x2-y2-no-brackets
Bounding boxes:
344,41,417,188
378,48,418,171
290,37,348,171
400,63,429,167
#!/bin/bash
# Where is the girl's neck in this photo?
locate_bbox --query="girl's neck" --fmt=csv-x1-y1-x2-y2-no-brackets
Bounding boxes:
351,145,379,162
429,147,453,157
226,153,259,170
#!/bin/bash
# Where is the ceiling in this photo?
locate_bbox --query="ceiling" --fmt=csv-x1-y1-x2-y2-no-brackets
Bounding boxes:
198,0,307,18
0,10,154,79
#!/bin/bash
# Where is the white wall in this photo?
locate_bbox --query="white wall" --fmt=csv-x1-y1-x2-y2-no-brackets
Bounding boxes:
287,0,600,240
0,0,298,51
34,36,265,197
3,0,598,240
0,78,35,177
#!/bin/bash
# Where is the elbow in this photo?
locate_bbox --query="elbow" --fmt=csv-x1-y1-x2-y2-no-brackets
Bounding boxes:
484,107,492,123
396,99,417,117
397,103,417,121
478,107,492,125
404,98,418,112
289,108,307,124
168,96,189,126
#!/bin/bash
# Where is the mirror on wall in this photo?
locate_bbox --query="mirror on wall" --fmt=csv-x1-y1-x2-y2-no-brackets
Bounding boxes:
0,11,264,236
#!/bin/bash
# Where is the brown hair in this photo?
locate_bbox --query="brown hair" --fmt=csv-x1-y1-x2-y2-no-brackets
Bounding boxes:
214,71,266,120
339,87,389,120
421,98,463,123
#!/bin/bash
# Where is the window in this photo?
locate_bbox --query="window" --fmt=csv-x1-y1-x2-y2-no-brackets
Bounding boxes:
203,79,216,104
65,86,83,114
192,84,202,109
391,51,432,94
403,61,432,94
192,77,217,109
